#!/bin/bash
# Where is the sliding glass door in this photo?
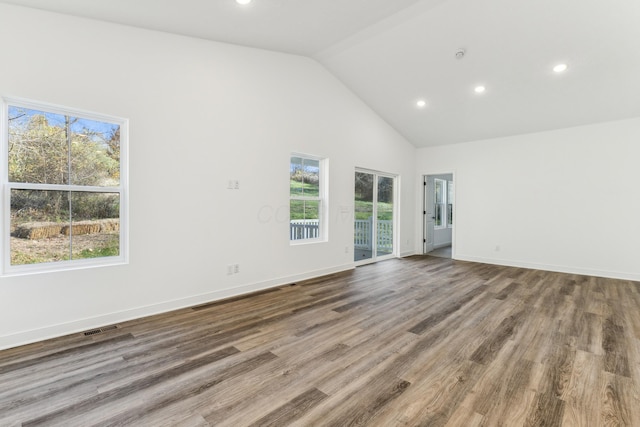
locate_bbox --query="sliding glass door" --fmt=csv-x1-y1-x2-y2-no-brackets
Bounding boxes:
354,170,395,263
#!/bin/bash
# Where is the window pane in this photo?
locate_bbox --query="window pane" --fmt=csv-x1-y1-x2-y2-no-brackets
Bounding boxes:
377,176,393,206
435,179,444,204
290,199,304,221
10,189,71,265
435,204,443,227
290,156,303,196
290,199,304,240
447,181,454,227
354,172,374,261
302,200,320,239
290,199,320,240
70,119,120,186
7,106,120,187
303,200,320,221
10,190,121,264
377,176,393,256
302,158,320,197
70,192,120,260
355,172,374,205
8,106,69,185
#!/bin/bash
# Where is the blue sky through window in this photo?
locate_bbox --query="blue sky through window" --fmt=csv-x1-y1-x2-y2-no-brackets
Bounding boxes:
8,105,119,142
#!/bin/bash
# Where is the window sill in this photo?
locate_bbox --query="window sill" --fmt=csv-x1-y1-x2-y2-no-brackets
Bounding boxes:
290,238,327,246
2,256,128,277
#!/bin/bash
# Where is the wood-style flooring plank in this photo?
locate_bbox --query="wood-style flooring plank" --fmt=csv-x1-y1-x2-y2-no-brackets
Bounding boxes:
247,388,328,427
561,350,603,427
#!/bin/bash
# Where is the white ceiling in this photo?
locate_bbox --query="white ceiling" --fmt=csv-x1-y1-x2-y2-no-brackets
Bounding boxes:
1,0,639,147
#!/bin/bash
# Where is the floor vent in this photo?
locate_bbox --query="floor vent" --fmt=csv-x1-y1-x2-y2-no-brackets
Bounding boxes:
83,325,118,336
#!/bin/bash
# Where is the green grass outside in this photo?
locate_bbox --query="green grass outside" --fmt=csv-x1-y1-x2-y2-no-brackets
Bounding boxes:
11,252,50,265
290,180,319,197
354,201,393,220
11,234,120,265
78,245,119,259
290,200,319,221
289,180,393,221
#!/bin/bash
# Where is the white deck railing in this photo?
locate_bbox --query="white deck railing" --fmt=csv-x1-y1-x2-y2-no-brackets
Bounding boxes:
290,220,320,240
290,218,392,252
354,218,393,251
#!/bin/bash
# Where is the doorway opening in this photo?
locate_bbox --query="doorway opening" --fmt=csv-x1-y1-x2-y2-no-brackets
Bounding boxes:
354,169,396,264
423,173,454,259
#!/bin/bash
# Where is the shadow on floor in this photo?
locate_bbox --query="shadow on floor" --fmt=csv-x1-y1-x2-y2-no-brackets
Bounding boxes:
426,245,452,259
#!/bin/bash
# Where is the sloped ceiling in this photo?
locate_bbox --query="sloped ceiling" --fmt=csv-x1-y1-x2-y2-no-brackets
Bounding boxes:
1,0,639,147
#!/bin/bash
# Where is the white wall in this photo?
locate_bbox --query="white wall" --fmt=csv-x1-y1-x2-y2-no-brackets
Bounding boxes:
416,117,640,280
0,4,416,350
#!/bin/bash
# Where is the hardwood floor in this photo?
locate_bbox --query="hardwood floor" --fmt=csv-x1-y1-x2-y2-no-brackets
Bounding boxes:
1,256,640,426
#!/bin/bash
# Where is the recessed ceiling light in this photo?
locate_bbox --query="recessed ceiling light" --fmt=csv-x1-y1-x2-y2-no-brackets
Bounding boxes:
553,63,568,73
416,99,427,108
236,0,252,5
474,85,486,94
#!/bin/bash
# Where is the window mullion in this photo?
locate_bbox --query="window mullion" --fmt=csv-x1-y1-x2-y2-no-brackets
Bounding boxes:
66,114,73,260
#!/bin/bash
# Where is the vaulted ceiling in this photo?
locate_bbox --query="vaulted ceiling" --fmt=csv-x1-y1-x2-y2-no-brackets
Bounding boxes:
1,0,639,147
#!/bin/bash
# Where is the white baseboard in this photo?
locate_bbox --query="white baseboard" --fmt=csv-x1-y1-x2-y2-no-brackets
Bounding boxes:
454,254,640,282
0,263,355,351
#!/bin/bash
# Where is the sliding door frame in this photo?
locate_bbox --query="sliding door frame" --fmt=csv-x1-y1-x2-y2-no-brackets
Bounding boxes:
354,168,398,266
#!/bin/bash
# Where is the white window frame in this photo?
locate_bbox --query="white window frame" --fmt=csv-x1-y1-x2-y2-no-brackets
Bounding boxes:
1,97,129,276
447,180,454,228
289,153,328,244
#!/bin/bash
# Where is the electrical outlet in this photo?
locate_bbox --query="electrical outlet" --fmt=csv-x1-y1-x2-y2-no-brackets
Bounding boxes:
234,180,240,190
234,264,240,274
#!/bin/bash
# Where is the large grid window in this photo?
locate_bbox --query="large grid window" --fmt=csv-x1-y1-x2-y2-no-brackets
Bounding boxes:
2,98,128,274
290,154,325,242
